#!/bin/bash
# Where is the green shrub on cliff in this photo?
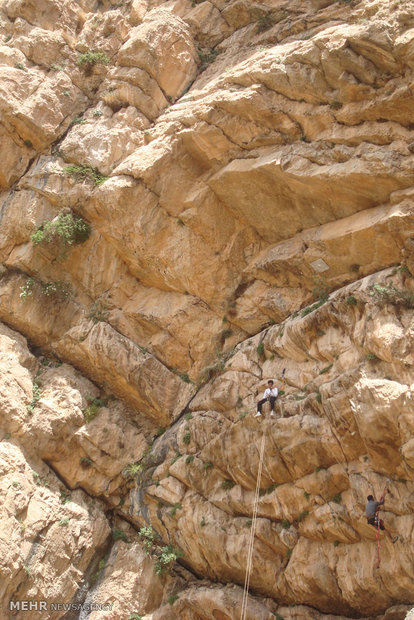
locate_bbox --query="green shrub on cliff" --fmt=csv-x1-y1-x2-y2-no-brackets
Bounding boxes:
31,211,90,248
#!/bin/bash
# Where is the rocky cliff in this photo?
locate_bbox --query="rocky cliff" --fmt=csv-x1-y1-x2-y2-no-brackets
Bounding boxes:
0,0,414,618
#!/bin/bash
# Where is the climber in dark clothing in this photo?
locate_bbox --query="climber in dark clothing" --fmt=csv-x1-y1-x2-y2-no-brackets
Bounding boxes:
366,493,398,543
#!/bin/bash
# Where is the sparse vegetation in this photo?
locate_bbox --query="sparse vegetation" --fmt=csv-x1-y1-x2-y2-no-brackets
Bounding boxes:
156,427,166,436
123,462,143,479
168,595,179,605
64,164,108,186
200,517,206,527
185,455,194,465
27,375,42,414
185,412,193,420
222,479,235,490
58,518,69,527
170,503,182,518
329,100,343,110
179,372,191,383
154,545,184,575
370,282,414,308
366,353,379,361
80,457,92,468
112,529,129,542
197,47,219,71
71,116,86,125
331,493,342,504
301,299,326,317
281,520,291,529
346,295,358,306
139,525,159,554
129,614,142,620
88,300,109,323
304,491,310,500
256,341,265,356
15,62,26,71
333,540,340,547
183,431,191,445
204,461,213,471
83,397,105,423
171,451,181,465
297,510,309,522
77,51,110,67
21,277,71,301
319,363,333,375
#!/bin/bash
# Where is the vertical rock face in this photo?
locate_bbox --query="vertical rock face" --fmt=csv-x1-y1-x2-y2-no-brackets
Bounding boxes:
0,0,414,618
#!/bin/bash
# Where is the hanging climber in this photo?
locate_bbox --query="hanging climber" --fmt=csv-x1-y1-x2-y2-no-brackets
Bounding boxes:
366,491,398,543
254,379,278,418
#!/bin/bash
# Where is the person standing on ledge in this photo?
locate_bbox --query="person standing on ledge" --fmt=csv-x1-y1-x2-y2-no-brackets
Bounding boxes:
254,379,278,418
366,492,398,543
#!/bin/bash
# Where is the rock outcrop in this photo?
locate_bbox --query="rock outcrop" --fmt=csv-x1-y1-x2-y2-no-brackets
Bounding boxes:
0,0,413,618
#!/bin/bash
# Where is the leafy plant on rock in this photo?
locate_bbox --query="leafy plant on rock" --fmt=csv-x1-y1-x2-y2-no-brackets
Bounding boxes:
64,164,108,186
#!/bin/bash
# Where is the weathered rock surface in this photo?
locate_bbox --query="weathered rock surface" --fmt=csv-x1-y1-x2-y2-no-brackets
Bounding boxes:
0,0,414,617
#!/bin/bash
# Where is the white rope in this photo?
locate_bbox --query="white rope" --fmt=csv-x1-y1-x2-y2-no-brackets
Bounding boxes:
240,431,266,620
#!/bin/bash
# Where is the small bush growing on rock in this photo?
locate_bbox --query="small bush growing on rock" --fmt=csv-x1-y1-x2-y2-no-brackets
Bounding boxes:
179,372,191,383
333,540,340,547
281,520,291,529
42,280,72,299
64,164,108,186
222,479,235,490
300,298,326,317
200,517,206,527
139,525,159,554
183,431,191,445
185,455,194,465
112,529,129,543
204,461,213,471
331,493,342,504
170,503,182,518
129,614,142,620
346,295,358,306
154,545,183,575
197,47,219,71
256,341,265,356
370,282,414,308
83,397,104,423
88,300,109,323
27,375,42,414
171,451,182,464
319,363,333,375
80,457,92,468
77,51,110,67
20,278,35,299
366,353,379,361
184,411,193,420
123,462,143,479
168,595,179,605
58,518,69,527
256,8,288,33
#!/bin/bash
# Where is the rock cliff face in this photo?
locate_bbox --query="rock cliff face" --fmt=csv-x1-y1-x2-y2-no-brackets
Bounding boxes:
0,0,414,618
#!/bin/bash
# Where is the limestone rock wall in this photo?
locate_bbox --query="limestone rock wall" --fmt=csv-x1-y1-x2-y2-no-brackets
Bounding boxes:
0,0,414,618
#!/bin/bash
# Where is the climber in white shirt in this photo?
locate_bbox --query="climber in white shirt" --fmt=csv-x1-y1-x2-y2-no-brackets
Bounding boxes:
254,380,278,418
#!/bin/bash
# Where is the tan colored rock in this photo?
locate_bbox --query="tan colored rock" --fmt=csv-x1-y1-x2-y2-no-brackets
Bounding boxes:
118,9,198,100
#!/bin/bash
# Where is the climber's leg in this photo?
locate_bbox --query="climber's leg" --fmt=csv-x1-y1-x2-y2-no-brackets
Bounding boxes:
269,396,277,417
255,398,267,417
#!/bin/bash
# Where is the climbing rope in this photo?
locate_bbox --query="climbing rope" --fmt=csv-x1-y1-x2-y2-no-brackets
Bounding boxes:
375,486,387,569
240,431,266,620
